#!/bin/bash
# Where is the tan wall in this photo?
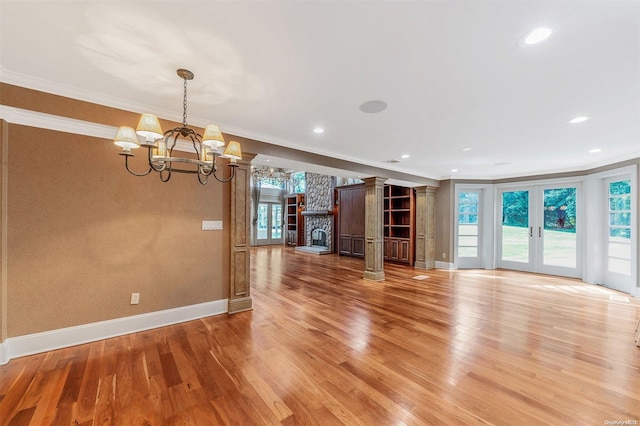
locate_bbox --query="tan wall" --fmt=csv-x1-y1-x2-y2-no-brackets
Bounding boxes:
4,123,230,337
435,180,452,263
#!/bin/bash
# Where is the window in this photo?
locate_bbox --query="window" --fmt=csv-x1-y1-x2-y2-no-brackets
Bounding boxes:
291,172,306,193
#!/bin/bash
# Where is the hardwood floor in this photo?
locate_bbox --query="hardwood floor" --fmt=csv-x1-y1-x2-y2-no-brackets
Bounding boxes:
1,246,639,425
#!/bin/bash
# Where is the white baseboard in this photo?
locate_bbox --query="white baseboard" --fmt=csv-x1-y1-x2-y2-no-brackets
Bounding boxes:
0,299,228,365
435,261,456,270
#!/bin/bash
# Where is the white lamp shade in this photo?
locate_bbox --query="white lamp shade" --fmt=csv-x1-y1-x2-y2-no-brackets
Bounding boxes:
202,124,225,148
222,141,242,162
136,113,163,141
114,126,140,151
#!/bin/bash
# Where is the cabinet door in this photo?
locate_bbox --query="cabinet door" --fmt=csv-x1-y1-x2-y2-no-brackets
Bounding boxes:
390,239,399,260
398,240,410,262
352,237,365,257
383,238,390,260
339,236,352,255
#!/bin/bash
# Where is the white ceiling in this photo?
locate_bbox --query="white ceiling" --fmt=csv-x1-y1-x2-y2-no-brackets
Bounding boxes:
1,1,639,182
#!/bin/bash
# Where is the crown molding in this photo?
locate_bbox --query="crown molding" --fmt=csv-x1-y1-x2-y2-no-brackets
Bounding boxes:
0,105,196,154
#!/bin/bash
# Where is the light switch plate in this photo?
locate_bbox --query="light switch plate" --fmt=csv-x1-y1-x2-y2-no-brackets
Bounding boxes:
202,220,223,230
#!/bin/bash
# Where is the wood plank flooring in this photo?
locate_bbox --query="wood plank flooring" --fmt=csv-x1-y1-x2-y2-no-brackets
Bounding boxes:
1,246,639,425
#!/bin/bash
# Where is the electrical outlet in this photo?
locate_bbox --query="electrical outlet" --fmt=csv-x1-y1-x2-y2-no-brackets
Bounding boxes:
442,252,447,259
130,293,140,305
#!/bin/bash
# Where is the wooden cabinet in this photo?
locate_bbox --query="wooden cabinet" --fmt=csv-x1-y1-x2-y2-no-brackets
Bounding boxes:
285,194,305,246
336,183,415,264
384,185,415,265
336,184,365,258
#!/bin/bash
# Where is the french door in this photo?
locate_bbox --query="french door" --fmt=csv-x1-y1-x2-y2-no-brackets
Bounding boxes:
256,202,284,246
497,183,580,278
603,177,633,293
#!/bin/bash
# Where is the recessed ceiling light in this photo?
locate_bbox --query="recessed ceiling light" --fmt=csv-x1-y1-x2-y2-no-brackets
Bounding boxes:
523,27,552,45
569,116,589,124
451,169,458,173
359,100,388,114
589,148,602,153
313,127,324,134
401,154,410,159
462,147,472,152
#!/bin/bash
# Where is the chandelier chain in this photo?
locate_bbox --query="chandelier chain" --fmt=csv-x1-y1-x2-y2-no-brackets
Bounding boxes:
182,76,188,127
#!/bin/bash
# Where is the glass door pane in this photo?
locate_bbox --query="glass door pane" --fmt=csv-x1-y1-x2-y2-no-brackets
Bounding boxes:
501,190,530,264
542,187,577,268
458,192,479,258
271,204,283,240
257,204,268,241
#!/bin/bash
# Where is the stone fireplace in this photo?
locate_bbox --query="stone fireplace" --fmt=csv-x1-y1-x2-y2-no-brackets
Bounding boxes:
295,172,334,255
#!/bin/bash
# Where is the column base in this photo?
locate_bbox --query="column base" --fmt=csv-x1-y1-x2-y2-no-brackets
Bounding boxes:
228,296,253,314
363,270,385,282
414,260,436,270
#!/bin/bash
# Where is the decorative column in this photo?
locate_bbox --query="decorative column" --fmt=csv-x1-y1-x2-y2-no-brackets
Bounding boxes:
228,155,255,314
414,186,437,269
363,177,386,281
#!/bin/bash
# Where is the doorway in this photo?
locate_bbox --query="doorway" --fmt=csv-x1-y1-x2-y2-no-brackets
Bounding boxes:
256,202,284,246
497,183,581,278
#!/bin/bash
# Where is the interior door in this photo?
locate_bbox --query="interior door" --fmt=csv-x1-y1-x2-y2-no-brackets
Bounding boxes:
497,184,580,278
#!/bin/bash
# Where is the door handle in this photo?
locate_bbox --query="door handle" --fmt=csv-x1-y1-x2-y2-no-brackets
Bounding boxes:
530,226,533,237
538,226,541,238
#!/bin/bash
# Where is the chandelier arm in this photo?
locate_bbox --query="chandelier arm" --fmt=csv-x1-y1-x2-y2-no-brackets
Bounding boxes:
166,131,180,156
213,164,238,183
148,146,167,172
124,154,153,177
198,173,208,185
160,168,172,182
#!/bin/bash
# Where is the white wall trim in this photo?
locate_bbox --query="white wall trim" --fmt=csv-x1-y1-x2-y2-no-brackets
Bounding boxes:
0,299,228,365
0,105,206,154
435,261,455,270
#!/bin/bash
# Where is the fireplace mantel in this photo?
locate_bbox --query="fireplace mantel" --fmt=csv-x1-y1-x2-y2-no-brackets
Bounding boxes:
301,210,334,216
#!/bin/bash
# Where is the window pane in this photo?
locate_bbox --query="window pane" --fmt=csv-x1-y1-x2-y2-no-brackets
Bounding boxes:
458,246,478,257
271,205,282,239
609,180,631,195
609,213,631,227
609,196,631,211
502,191,529,227
257,204,268,239
459,204,478,214
608,258,631,275
543,188,576,232
610,228,631,239
459,192,479,204
458,235,478,247
608,242,631,259
459,214,478,224
459,224,478,236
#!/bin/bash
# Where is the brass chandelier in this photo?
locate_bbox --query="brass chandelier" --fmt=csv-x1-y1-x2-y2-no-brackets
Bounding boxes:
113,68,242,185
